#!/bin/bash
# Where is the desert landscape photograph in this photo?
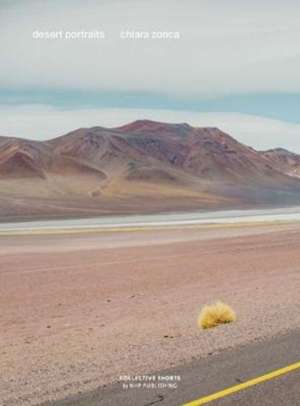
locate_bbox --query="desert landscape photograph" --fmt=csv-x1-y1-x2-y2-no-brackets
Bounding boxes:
1,1,300,405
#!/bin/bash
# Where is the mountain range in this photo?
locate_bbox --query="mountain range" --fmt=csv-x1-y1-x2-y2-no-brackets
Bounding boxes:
1,119,300,220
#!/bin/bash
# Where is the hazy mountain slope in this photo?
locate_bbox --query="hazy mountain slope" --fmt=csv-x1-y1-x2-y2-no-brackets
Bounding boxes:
0,120,300,220
114,121,291,184
262,148,300,179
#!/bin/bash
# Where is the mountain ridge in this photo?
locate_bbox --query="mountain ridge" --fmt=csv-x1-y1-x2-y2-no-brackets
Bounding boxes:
1,120,300,219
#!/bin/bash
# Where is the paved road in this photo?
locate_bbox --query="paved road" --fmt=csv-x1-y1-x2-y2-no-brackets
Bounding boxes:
44,329,300,406
2,206,300,233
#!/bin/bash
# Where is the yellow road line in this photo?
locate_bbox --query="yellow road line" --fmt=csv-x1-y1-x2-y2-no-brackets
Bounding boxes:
183,361,300,405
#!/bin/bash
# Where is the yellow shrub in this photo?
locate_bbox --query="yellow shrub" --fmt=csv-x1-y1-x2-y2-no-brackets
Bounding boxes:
198,301,236,329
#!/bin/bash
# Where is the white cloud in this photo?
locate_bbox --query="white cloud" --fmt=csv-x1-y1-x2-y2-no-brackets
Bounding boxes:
0,105,299,152
0,0,300,97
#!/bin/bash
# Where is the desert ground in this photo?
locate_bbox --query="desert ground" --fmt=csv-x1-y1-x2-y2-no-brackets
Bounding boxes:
1,222,300,405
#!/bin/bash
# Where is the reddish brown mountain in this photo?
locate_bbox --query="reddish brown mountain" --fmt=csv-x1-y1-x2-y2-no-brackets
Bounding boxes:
1,120,300,220
262,148,300,179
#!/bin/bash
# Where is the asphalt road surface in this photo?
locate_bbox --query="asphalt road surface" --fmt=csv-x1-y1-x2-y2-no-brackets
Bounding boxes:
44,329,300,406
2,206,300,233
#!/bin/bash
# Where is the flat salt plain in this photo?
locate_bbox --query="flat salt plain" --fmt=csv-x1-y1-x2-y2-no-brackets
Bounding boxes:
2,206,300,233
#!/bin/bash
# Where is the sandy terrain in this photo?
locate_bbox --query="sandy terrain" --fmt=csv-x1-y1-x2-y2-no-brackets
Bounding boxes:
1,223,300,405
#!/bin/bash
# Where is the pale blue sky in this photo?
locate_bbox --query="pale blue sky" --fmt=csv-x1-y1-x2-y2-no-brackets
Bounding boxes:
1,90,299,124
0,0,299,150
